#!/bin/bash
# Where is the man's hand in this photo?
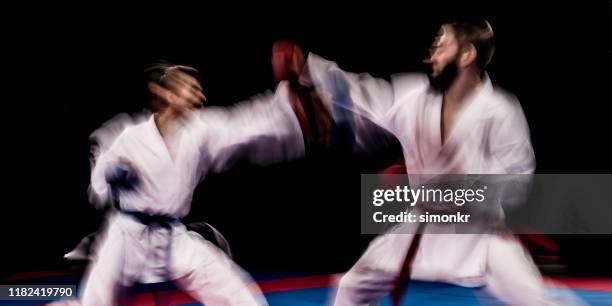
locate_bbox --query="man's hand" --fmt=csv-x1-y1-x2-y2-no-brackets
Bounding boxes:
105,157,140,191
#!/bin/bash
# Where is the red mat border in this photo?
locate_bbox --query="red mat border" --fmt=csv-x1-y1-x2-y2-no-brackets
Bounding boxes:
13,272,609,306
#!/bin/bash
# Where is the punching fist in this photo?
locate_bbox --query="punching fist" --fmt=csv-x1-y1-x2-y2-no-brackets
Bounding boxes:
272,40,334,148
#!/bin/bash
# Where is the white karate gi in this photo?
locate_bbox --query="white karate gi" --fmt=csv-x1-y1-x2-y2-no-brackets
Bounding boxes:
305,54,585,306
82,81,304,306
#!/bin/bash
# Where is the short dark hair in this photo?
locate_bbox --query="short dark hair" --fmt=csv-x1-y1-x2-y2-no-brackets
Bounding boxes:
449,19,495,71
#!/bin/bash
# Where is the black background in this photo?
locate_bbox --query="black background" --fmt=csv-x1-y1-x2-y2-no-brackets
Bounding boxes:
3,1,612,277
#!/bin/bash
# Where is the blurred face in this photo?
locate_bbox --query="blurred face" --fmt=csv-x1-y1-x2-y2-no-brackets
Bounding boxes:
166,72,206,110
427,25,461,90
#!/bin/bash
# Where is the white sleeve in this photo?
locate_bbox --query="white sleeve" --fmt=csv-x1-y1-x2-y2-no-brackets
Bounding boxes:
88,141,120,209
304,53,395,130
489,97,536,210
199,87,305,173
305,53,429,156
87,113,148,208
490,98,536,175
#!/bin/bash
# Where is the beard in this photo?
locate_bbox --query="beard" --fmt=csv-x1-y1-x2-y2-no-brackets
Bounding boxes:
428,58,459,91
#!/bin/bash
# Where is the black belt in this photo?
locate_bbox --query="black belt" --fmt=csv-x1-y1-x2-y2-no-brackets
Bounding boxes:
121,210,180,229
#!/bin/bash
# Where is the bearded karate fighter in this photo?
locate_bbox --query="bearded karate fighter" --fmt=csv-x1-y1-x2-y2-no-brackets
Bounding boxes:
304,19,586,305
